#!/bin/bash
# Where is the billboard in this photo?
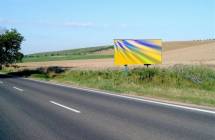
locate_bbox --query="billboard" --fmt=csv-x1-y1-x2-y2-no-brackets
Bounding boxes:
114,39,162,65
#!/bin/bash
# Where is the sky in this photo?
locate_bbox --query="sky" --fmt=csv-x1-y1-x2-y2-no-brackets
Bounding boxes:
0,0,214,54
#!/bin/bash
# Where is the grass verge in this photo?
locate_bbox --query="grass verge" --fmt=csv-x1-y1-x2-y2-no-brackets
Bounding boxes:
1,65,215,107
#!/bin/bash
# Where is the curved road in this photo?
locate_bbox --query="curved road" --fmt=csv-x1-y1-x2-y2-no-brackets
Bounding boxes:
0,74,215,140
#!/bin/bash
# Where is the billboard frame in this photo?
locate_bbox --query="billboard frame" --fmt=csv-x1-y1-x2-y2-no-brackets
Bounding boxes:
113,39,163,66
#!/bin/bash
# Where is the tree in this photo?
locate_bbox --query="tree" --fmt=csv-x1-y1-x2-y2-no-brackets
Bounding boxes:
0,29,24,69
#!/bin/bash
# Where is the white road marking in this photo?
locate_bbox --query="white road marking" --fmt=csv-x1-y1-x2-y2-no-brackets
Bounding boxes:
71,88,215,115
50,101,81,113
0,81,3,84
13,87,24,92
26,78,215,115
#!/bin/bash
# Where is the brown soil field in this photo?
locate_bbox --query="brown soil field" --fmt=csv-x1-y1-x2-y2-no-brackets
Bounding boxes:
18,40,215,70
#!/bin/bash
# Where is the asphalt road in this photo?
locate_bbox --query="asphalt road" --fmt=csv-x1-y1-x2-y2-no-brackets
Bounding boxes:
0,74,215,140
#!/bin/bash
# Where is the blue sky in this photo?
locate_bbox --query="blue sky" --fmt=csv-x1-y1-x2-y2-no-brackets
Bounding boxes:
0,0,214,54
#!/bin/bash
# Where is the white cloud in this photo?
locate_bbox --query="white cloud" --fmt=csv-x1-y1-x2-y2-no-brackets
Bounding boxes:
0,18,129,29
102,23,110,28
0,18,95,28
63,22,94,28
0,19,18,24
120,23,128,28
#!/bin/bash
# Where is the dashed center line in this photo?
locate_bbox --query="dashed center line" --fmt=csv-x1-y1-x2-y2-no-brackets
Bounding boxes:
13,87,24,92
50,101,81,114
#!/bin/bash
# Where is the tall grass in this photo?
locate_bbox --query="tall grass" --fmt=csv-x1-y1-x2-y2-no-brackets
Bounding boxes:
58,65,215,91
54,66,215,106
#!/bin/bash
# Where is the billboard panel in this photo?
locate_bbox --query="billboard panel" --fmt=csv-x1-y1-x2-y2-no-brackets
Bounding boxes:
114,39,162,65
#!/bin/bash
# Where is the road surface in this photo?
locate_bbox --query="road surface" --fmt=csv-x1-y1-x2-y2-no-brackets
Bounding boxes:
0,74,214,140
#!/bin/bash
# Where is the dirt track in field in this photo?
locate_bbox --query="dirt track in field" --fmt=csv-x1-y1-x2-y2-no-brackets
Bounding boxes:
18,40,215,70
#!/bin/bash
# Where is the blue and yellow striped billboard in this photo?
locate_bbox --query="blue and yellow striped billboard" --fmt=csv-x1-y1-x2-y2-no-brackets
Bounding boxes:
114,39,162,65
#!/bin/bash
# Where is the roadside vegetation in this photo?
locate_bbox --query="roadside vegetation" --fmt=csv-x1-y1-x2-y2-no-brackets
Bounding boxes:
2,65,215,107
23,45,113,62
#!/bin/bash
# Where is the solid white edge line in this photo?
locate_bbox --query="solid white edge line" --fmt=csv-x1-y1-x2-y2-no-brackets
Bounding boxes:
13,86,24,92
26,78,215,115
50,101,81,113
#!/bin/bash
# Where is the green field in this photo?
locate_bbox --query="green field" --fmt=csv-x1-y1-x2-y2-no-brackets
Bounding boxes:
23,54,113,62
3,65,215,107
23,45,113,62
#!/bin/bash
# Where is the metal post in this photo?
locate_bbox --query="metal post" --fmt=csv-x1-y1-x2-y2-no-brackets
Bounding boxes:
124,64,129,76
144,64,151,68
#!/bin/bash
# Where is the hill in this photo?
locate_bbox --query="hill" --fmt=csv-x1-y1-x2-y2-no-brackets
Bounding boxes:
24,40,215,63
23,45,114,62
20,40,215,69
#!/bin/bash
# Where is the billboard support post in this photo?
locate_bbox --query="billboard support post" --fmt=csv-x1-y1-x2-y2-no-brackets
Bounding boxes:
144,64,151,68
124,64,129,76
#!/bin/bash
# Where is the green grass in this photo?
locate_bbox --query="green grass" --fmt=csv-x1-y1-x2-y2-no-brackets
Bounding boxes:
23,45,114,62
23,54,113,62
3,65,215,107
53,66,215,107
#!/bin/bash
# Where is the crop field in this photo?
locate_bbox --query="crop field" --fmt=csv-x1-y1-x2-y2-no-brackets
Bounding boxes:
23,45,113,62
19,40,215,69
23,54,113,62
